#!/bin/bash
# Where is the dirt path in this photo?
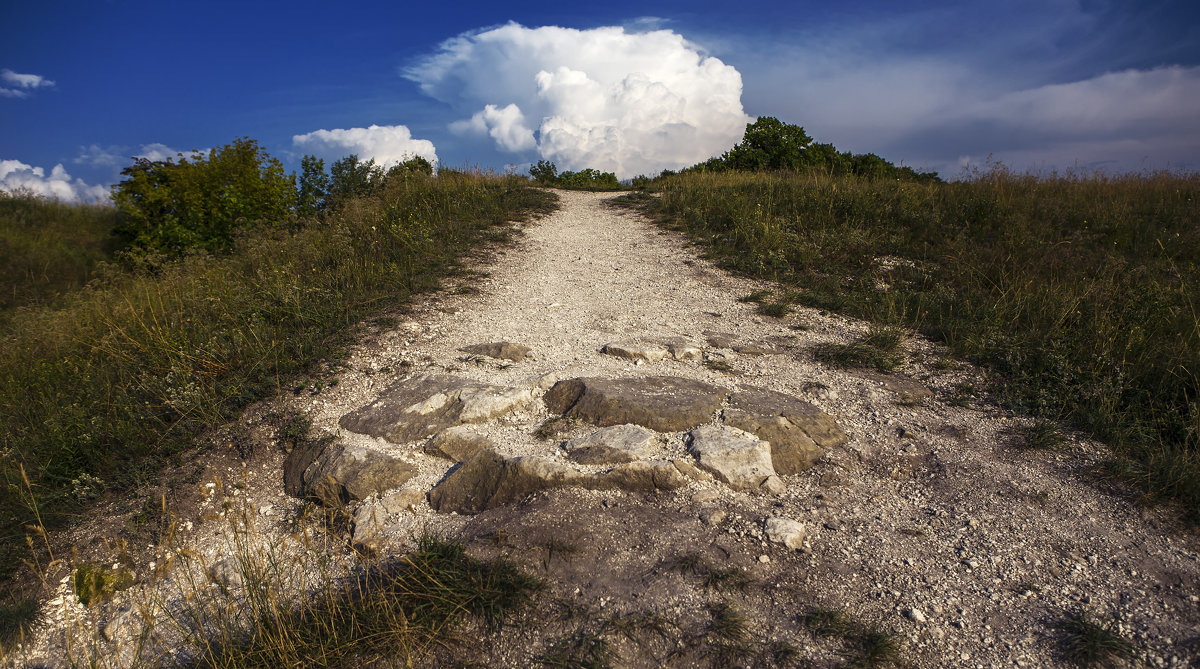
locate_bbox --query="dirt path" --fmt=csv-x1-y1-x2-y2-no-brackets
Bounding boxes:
22,190,1200,667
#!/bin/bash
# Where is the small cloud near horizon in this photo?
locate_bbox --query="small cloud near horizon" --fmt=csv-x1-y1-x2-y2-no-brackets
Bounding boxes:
1,158,108,202
1,69,55,99
292,124,438,167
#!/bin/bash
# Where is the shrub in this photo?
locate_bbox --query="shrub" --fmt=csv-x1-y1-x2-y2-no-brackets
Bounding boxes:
111,138,296,256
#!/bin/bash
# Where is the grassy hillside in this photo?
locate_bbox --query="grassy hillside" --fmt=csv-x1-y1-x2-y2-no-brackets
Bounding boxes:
0,192,119,320
628,167,1200,517
0,173,557,581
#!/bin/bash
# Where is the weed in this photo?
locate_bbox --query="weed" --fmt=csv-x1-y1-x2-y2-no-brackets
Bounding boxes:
670,553,705,575
707,601,750,644
539,630,616,668
1021,420,1068,451
604,610,672,644
739,290,771,304
704,358,738,375
761,639,801,666
814,326,906,372
0,597,39,645
848,629,903,668
1056,609,1136,667
703,567,753,593
803,606,855,638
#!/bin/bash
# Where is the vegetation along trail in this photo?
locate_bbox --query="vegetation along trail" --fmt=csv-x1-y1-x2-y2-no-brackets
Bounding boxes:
15,190,1200,667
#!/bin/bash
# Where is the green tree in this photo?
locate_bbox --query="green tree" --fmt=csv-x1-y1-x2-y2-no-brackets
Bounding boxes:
384,156,434,184
112,138,296,256
328,154,383,202
529,160,558,185
723,117,814,171
297,155,330,216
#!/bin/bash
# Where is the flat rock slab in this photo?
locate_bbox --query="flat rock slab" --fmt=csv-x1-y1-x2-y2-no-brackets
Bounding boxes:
704,331,737,348
545,376,726,432
863,372,934,404
565,424,658,464
425,425,495,462
601,342,669,362
725,386,849,474
429,450,578,514
458,341,531,362
340,374,535,444
686,424,777,492
288,441,415,507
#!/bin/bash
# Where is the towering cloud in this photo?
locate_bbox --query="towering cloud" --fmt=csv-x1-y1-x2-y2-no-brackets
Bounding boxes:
292,124,437,167
406,23,751,179
0,159,107,202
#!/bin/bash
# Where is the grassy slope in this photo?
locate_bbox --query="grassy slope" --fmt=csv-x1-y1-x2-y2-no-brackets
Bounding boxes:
629,168,1200,517
0,174,557,582
0,192,118,319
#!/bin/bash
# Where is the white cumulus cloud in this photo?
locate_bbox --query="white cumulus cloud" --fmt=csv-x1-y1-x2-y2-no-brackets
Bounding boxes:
406,22,752,179
1,159,108,203
292,124,438,167
1,68,55,99
450,103,537,152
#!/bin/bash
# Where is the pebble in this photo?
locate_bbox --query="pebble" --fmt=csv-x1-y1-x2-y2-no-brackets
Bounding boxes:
907,608,927,623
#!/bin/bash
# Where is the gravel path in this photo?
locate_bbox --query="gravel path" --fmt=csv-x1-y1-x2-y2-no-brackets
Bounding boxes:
21,190,1200,667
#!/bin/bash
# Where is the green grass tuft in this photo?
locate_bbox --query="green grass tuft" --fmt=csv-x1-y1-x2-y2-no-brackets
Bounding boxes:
1056,609,1136,667
0,598,39,645
539,630,617,669
813,326,907,372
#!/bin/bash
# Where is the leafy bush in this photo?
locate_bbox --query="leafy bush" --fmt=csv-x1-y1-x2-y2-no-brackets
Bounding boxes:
681,116,939,183
111,138,296,256
557,168,621,191
527,161,622,191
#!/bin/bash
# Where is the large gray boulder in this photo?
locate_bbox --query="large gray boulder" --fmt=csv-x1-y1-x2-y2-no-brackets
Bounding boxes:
340,374,535,444
544,376,726,432
686,424,777,492
565,424,658,464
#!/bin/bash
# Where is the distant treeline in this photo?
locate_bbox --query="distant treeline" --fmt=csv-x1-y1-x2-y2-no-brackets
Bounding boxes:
637,116,940,185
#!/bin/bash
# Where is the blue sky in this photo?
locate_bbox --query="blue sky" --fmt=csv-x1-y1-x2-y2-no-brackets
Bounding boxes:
2,0,1198,200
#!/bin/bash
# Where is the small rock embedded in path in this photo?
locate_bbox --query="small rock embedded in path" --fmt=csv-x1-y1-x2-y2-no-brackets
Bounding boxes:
906,608,928,624
458,341,532,362
764,517,808,549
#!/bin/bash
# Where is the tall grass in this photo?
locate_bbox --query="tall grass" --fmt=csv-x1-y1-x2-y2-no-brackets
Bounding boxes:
0,191,119,318
0,173,557,580
634,168,1200,516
